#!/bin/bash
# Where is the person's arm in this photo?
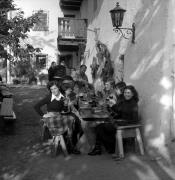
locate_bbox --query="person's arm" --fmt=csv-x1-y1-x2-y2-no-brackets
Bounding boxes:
60,97,69,112
131,104,139,123
85,74,89,83
73,71,79,82
34,95,50,117
110,103,120,118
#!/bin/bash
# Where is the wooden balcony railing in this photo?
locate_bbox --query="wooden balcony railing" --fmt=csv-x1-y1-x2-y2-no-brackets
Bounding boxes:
58,18,87,40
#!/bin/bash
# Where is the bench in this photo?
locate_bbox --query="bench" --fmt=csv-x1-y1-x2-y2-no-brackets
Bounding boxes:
115,124,144,158
0,98,16,120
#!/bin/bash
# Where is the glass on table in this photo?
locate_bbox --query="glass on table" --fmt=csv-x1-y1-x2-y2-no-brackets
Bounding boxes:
97,99,107,112
98,98,105,105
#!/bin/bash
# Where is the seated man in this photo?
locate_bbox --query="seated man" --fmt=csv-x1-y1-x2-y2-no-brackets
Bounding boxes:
73,65,88,90
53,61,67,86
48,61,56,81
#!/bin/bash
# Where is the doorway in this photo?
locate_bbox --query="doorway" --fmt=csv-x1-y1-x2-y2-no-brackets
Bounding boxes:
59,54,73,75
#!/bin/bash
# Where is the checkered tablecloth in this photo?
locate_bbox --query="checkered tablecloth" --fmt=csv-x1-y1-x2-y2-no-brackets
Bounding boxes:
43,112,74,135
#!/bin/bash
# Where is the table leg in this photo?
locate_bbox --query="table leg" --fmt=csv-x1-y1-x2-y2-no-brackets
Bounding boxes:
116,129,124,158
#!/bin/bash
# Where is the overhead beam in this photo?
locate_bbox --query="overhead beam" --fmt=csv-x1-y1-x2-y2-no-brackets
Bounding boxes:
60,1,81,6
59,0,83,10
60,5,80,10
60,0,82,2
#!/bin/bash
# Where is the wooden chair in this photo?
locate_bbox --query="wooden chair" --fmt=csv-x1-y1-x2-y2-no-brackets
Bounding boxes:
50,134,68,157
40,119,68,157
115,124,144,158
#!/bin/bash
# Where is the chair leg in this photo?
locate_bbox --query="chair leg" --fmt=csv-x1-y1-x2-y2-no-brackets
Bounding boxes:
60,135,68,157
51,136,59,157
136,128,144,155
41,125,47,141
116,129,124,158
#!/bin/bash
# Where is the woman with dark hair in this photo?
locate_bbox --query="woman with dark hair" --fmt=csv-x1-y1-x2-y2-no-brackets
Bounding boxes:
88,85,139,156
111,85,139,125
34,81,80,154
34,81,66,116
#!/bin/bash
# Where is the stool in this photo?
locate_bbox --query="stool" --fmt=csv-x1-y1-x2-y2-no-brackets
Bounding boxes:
115,124,144,158
51,134,68,157
40,121,68,157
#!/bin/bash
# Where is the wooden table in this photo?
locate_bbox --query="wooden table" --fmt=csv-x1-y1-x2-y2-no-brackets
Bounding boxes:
78,99,110,122
78,101,110,152
79,107,109,122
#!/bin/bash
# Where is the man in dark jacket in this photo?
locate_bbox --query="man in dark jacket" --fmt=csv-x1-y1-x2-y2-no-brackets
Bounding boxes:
48,61,56,81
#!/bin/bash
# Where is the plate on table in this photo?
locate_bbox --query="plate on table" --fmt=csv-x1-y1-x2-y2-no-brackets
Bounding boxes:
82,101,89,105
61,111,70,115
93,107,102,113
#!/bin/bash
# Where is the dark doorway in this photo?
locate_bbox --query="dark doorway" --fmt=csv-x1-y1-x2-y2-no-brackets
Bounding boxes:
59,54,73,75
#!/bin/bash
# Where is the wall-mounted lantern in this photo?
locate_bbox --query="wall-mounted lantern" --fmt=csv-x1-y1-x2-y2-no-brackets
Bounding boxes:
109,2,135,43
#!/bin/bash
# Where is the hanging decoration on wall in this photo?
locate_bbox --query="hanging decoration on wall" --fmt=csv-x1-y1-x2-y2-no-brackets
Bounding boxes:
90,56,99,83
95,41,114,83
93,40,114,94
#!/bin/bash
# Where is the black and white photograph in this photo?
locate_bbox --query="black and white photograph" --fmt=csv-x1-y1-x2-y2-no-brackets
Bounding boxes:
0,0,175,180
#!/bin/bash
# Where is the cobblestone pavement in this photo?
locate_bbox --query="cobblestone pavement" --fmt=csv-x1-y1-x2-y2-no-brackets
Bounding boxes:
0,85,175,180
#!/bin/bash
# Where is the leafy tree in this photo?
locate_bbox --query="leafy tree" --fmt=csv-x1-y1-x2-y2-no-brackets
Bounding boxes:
0,0,42,82
0,0,41,60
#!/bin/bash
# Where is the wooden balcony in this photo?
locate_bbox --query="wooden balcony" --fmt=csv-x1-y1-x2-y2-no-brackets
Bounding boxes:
58,17,87,51
59,0,83,10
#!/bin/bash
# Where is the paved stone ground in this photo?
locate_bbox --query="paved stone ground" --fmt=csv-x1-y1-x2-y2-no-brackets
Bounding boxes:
0,85,175,180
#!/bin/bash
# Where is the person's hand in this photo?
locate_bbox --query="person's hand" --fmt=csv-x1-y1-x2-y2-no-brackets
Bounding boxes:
68,101,73,107
64,98,69,106
65,88,72,96
43,112,55,118
108,99,117,107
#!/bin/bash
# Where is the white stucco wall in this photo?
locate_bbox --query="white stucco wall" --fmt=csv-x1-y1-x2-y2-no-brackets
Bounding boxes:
80,0,141,82
81,0,175,156
14,0,62,67
124,0,174,155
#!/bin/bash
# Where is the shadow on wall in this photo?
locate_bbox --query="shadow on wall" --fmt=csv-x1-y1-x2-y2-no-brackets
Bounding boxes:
1,149,175,180
30,36,56,49
110,0,172,163
1,85,175,180
30,31,57,50
87,0,105,25
110,36,123,82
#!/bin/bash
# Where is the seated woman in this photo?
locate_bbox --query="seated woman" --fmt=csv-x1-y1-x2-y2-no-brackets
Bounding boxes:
111,85,139,125
64,87,83,154
34,81,79,154
88,85,139,156
34,81,66,117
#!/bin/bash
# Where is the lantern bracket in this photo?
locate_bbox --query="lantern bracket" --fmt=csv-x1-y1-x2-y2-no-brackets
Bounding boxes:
113,23,135,43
